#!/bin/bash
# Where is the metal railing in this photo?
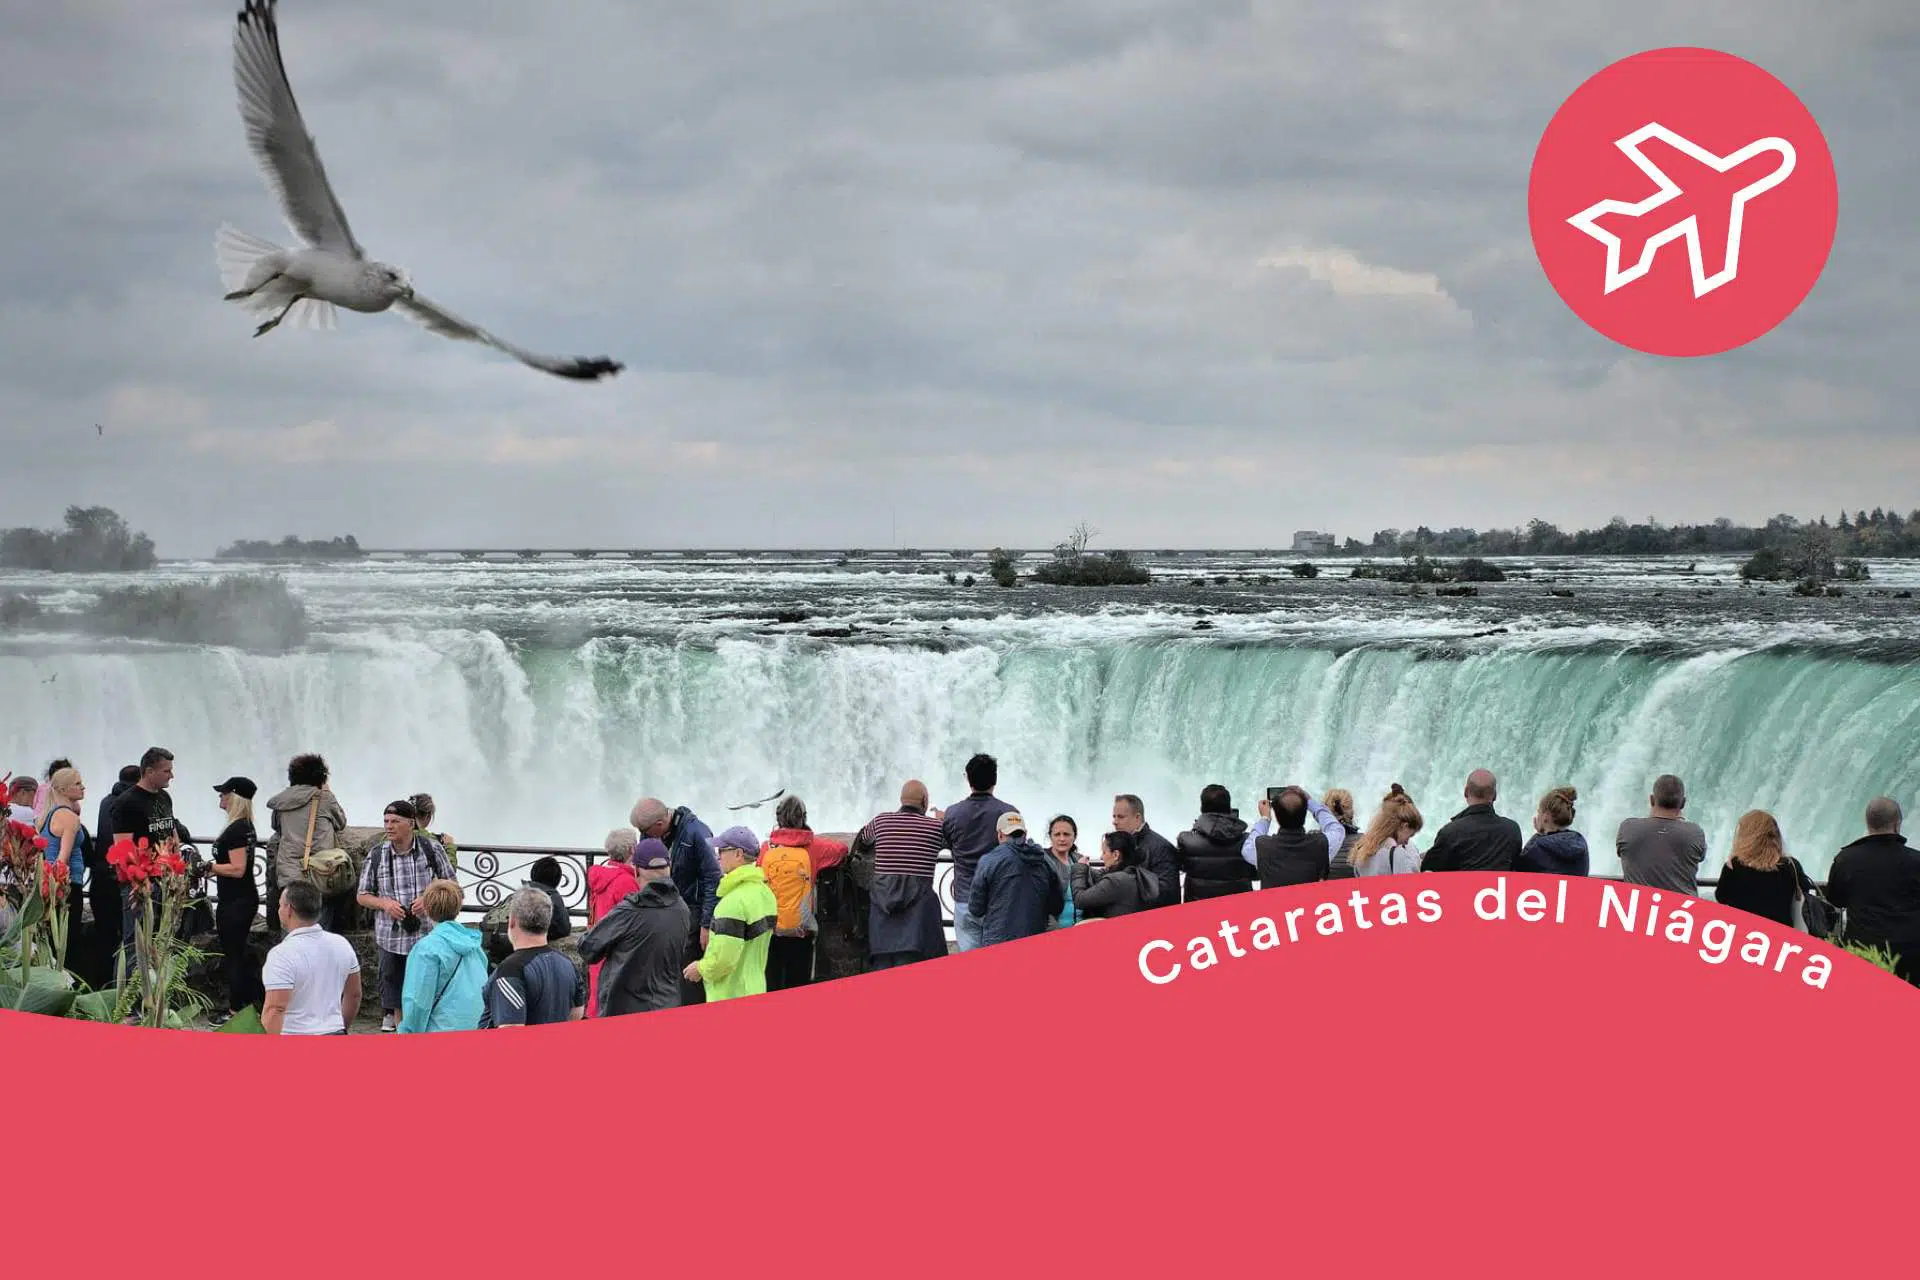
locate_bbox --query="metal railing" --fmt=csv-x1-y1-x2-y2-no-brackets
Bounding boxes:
205,840,958,926
203,837,1767,932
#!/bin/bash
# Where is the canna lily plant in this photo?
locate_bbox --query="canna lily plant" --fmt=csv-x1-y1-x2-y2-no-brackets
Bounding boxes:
3,813,214,1025
1,814,78,1016
104,834,201,1028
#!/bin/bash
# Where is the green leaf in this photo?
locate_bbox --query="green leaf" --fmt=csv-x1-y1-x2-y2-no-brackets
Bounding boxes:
214,1006,266,1034
13,889,45,934
68,990,118,1022
15,969,75,1017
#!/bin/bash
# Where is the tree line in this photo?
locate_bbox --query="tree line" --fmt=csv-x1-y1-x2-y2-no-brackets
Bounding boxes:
1348,508,1920,559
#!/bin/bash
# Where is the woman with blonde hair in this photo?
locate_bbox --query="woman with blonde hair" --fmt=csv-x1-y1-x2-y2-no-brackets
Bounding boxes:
36,767,89,966
1515,786,1588,876
1713,810,1807,928
1349,784,1424,877
1322,789,1361,879
206,777,262,1025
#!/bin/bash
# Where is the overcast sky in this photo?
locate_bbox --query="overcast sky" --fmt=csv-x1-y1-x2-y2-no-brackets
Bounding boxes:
1,0,1914,555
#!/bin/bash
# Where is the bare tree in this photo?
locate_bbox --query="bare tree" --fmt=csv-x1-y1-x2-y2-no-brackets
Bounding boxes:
1054,521,1098,563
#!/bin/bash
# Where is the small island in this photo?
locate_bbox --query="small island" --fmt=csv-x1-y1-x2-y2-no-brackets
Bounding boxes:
1026,523,1152,587
215,534,367,562
0,506,157,572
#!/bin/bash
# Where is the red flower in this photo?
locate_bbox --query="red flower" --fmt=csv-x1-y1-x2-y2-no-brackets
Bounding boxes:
39,857,69,900
107,835,159,888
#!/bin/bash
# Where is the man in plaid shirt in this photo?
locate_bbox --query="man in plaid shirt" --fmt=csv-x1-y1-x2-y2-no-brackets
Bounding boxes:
355,799,455,1032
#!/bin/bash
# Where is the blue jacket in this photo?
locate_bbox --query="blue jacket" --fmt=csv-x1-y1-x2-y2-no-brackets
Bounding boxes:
1516,828,1590,877
941,791,1016,904
398,921,487,1033
967,836,1065,947
666,807,722,930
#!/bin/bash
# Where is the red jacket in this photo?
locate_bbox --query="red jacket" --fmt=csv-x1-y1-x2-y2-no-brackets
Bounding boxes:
587,862,640,923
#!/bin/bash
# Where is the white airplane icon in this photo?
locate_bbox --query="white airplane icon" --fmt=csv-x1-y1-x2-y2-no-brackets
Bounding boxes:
1565,122,1796,298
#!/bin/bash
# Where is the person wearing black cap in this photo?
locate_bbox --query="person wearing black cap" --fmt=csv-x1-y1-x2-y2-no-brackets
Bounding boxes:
207,776,262,1025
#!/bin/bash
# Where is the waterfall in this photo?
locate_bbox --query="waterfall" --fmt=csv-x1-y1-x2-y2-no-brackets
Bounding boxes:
3,632,1913,875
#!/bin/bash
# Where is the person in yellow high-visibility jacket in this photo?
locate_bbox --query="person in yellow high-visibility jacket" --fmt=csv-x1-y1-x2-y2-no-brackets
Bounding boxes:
684,826,777,1001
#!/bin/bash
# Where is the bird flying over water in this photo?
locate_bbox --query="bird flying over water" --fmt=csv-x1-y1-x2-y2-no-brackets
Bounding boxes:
216,0,623,381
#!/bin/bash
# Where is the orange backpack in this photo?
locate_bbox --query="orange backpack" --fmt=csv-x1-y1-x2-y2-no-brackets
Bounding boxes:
759,844,817,935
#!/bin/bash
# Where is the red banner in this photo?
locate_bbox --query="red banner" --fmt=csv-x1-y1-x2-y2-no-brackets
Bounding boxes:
7,874,1911,1274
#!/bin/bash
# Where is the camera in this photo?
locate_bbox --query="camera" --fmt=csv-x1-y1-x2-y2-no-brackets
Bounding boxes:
399,911,421,934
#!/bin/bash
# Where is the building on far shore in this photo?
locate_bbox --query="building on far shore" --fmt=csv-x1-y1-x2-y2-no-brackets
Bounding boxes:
1291,530,1336,554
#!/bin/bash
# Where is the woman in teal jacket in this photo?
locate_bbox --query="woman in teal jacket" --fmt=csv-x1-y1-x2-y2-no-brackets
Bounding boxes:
398,880,487,1033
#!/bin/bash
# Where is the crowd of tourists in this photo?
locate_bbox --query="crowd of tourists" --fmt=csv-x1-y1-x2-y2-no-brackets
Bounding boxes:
5,744,1917,1035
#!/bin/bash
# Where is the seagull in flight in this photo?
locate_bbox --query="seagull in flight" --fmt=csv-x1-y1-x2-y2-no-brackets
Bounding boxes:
216,0,623,381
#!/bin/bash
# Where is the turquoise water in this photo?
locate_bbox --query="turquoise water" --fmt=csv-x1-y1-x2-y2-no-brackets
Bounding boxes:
1,552,1915,874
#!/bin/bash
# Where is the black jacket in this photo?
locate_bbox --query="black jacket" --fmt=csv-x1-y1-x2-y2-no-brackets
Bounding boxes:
578,881,692,1015
1135,825,1181,910
1255,827,1330,890
92,779,133,869
1177,812,1254,901
1422,804,1522,873
1071,861,1161,919
1827,834,1920,982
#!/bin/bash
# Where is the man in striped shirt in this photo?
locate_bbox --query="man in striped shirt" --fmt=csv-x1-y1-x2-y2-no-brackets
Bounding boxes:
857,780,949,970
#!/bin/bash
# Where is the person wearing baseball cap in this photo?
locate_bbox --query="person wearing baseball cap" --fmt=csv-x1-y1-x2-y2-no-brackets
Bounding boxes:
966,810,1064,948
682,825,778,1002
578,836,691,1016
207,776,262,1024
356,797,456,1031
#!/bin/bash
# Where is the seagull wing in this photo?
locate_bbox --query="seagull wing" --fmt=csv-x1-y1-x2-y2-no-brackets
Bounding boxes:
394,293,624,381
233,0,364,257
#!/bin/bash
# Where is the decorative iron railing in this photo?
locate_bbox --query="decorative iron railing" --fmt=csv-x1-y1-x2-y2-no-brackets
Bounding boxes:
201,836,1749,931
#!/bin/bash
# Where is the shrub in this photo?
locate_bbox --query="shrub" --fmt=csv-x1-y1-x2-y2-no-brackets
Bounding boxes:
1454,557,1508,582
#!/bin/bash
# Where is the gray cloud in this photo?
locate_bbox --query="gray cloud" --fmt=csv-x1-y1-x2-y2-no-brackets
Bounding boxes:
1,0,1913,555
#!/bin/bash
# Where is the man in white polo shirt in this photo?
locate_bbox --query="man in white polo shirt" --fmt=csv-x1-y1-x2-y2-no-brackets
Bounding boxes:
262,881,362,1035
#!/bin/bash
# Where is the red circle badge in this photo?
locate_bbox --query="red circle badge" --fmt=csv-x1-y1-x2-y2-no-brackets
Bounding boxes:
1528,47,1838,357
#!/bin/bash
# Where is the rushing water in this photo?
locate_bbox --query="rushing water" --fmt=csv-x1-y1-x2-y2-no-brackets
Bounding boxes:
2,551,1917,877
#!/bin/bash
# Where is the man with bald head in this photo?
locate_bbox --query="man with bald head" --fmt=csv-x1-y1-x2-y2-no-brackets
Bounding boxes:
1827,797,1920,984
853,779,949,970
1420,769,1522,874
630,794,721,1004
